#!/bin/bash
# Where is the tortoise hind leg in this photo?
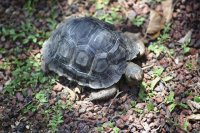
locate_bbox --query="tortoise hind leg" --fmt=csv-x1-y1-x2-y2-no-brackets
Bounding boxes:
86,85,118,101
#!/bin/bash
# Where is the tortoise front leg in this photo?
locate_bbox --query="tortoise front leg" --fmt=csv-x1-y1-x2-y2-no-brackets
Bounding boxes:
125,62,144,85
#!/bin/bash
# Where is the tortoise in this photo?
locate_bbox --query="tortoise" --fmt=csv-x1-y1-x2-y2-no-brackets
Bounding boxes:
41,17,145,101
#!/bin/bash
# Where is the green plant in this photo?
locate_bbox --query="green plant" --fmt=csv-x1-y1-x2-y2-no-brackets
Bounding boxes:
0,21,48,46
194,96,200,103
181,39,190,54
4,54,56,94
97,121,120,132
182,120,189,131
93,10,123,24
35,91,48,103
130,100,137,108
94,0,110,10
165,91,188,112
23,0,39,16
148,23,171,57
185,62,193,70
93,2,123,24
147,102,154,112
48,111,64,132
131,16,145,27
23,103,37,113
113,127,120,133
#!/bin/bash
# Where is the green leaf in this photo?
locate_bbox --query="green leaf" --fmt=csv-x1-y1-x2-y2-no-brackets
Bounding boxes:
194,96,200,103
35,91,48,103
131,16,145,27
183,120,189,131
183,47,190,54
95,3,104,10
162,76,173,82
178,103,188,109
133,108,143,113
147,102,154,112
130,100,137,108
165,91,175,104
169,49,175,56
113,127,120,133
153,66,164,77
168,103,176,112
150,77,160,90
97,127,104,132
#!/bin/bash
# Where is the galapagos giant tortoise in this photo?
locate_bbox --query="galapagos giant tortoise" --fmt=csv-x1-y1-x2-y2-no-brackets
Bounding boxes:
41,17,145,101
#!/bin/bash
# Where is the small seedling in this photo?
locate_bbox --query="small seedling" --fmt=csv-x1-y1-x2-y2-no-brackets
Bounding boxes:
131,16,145,27
48,111,64,132
153,66,164,77
150,77,160,90
182,120,189,131
194,96,200,103
181,39,191,54
35,91,48,103
113,127,120,133
94,0,110,10
147,102,154,112
165,91,188,112
130,100,137,108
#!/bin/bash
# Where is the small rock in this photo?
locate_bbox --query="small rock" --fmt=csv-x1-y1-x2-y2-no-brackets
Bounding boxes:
194,39,200,48
52,84,63,92
27,89,33,96
155,4,162,12
49,98,56,105
60,93,67,101
94,106,99,112
86,106,93,112
79,107,86,114
121,115,129,121
154,82,164,92
77,123,90,132
1,36,5,41
135,103,146,109
172,12,178,18
147,52,155,60
186,5,192,12
126,10,136,20
131,127,137,132
87,111,93,119
16,92,24,102
127,109,133,115
0,85,3,92
4,43,10,49
168,43,175,48
51,90,57,98
144,73,151,80
154,96,163,103
116,119,125,129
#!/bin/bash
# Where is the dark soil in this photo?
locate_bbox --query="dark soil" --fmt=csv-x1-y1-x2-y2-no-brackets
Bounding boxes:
0,0,200,132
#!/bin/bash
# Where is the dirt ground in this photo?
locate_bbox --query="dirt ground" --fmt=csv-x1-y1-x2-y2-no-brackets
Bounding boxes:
0,0,200,132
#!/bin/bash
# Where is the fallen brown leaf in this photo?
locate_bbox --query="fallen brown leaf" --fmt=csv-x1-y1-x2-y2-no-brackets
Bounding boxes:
162,0,173,23
146,10,165,39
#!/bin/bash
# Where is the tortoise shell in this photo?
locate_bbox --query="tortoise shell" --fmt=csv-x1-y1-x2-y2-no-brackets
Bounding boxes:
42,17,139,89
